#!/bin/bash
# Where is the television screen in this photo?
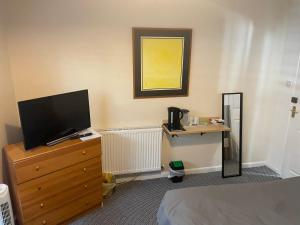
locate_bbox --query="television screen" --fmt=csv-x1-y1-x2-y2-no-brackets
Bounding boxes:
18,90,91,150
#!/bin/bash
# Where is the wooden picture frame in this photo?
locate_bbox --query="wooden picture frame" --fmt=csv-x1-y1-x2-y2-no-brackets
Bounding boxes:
132,28,192,98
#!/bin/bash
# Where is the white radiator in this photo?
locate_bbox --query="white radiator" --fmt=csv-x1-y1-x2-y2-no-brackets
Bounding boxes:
100,127,162,175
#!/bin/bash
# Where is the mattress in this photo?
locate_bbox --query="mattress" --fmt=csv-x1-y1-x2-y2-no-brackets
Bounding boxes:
157,177,300,225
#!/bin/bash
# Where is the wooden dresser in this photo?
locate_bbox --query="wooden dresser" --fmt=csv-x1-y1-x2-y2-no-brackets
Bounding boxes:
4,138,103,225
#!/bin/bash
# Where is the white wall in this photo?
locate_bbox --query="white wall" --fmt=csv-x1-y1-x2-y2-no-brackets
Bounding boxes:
4,0,292,170
0,0,19,181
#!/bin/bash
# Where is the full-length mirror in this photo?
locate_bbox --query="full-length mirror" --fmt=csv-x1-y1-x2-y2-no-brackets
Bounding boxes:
222,93,243,178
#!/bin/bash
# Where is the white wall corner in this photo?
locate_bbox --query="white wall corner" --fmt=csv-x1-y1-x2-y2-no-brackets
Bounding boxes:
265,162,282,177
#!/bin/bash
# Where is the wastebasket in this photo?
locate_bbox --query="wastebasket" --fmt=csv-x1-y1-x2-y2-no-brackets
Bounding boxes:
168,161,185,183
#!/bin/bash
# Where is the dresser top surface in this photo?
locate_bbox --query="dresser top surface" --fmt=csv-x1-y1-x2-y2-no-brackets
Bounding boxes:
5,138,101,163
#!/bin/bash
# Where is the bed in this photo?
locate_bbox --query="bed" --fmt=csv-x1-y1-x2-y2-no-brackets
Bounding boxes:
157,177,300,225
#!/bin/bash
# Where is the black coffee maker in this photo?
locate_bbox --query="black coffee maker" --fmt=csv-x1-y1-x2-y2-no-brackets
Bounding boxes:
168,107,184,131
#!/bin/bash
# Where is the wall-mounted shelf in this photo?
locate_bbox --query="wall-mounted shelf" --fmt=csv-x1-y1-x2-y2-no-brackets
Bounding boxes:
162,122,230,137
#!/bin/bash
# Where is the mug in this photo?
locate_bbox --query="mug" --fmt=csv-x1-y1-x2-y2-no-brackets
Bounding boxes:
193,116,200,125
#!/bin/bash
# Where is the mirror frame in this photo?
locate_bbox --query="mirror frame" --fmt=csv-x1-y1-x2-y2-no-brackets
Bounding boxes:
222,92,243,178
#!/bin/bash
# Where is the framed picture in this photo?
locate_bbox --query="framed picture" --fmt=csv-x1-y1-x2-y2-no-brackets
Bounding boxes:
132,28,192,98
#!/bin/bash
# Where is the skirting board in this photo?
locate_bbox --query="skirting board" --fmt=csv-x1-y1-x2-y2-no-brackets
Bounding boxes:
116,161,266,183
184,161,267,175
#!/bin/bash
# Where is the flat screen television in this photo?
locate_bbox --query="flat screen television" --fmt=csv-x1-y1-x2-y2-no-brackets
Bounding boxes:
18,90,91,150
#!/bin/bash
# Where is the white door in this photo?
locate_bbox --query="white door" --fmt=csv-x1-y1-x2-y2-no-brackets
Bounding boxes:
280,0,300,178
281,77,300,178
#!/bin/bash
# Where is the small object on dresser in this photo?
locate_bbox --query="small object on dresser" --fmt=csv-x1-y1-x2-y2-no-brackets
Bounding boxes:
193,116,200,125
210,118,224,125
80,132,93,137
79,128,101,141
168,107,184,131
181,109,190,126
70,132,93,140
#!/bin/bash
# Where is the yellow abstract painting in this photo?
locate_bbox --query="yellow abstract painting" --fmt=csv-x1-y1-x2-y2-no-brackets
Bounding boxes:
141,37,184,90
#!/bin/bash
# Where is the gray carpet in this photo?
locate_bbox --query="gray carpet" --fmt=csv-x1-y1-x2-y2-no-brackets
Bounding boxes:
70,166,279,225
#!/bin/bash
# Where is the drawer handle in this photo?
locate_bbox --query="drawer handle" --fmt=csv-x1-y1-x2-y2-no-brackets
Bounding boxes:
83,168,87,172
82,150,87,155
42,220,47,224
35,166,40,171
37,186,42,191
40,203,44,208
84,184,88,189
85,201,89,206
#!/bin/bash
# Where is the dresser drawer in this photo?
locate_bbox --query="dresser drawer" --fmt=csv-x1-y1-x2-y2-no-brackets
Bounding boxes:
18,157,102,205
22,176,102,222
14,142,101,184
25,189,102,225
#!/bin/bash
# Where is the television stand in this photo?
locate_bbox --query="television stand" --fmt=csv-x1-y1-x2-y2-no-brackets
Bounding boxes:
4,138,103,225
